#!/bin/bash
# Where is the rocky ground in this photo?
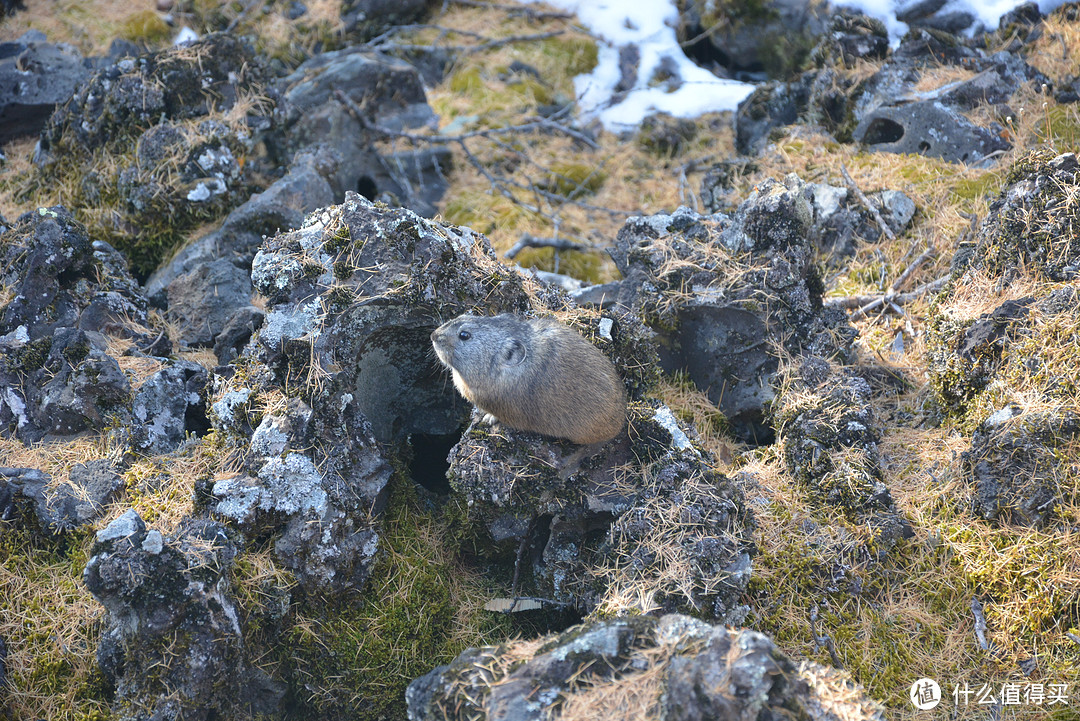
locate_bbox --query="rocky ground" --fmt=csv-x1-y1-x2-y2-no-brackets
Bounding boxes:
1,0,1079,719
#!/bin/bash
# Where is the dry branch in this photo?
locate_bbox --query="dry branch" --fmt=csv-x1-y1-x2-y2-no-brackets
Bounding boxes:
505,233,589,259
840,163,897,242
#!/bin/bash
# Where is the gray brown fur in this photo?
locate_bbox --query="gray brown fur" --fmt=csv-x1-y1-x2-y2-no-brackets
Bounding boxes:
431,314,627,444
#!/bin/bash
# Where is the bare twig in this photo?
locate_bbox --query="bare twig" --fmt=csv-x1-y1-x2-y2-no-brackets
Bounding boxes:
505,233,588,259
840,163,897,242
809,604,843,668
971,597,990,651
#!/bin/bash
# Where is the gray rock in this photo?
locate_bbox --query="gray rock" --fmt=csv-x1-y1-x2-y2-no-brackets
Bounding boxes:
36,329,132,438
340,0,433,37
909,10,975,33
0,37,93,143
211,392,391,593
131,360,209,454
166,258,253,347
407,614,884,721
853,100,1011,165
0,459,123,533
144,144,339,300
214,305,265,364
273,49,449,216
895,0,947,22
0,206,146,340
965,412,1080,527
448,400,753,619
608,177,857,441
84,513,283,718
773,356,914,556
677,0,831,79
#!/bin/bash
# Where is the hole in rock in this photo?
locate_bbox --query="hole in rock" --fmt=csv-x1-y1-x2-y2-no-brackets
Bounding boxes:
862,117,905,145
356,175,378,200
918,140,931,153
408,431,460,495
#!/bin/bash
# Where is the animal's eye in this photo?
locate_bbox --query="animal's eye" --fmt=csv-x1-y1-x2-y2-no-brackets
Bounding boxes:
459,330,471,341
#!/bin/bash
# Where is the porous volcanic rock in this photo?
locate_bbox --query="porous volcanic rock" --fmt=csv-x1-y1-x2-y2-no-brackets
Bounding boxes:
0,207,148,442
447,399,753,619
85,510,282,719
605,175,858,442
407,614,884,721
0,460,123,533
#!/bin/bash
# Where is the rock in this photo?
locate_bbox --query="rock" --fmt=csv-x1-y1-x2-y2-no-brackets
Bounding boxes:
773,356,914,556
113,119,252,260
606,177,856,442
637,113,698,157
0,327,132,442
734,70,826,154
909,10,975,34
0,460,123,533
131,360,209,454
211,390,391,593
214,305,265,364
0,34,94,143
144,144,339,301
853,100,1010,165
340,0,434,37
244,192,539,444
272,48,448,216
896,0,948,23
807,11,890,69
964,411,1080,527
407,614,884,721
0,207,145,340
967,151,1080,281
699,157,758,213
448,399,753,618
84,511,282,719
40,33,271,158
677,0,832,80
34,33,276,279
165,258,253,347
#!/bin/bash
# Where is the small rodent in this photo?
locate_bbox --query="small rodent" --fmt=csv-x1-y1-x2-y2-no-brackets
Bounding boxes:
431,314,627,444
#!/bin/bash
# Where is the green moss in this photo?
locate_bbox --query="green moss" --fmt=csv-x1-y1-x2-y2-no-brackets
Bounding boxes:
121,10,172,44
246,476,516,720
538,35,598,78
0,526,111,720
537,161,607,199
952,173,1002,202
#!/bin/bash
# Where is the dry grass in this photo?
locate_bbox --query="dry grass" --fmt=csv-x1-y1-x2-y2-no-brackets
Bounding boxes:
0,528,107,721
0,0,156,53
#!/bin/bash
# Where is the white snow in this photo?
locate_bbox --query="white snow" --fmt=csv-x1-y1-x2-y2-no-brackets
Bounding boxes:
523,0,1068,131
522,0,754,131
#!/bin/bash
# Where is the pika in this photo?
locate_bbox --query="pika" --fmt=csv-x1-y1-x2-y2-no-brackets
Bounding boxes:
431,314,627,444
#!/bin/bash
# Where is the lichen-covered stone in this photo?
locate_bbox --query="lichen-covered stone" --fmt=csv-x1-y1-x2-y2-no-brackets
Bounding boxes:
0,460,123,533
0,206,145,340
407,614,884,721
448,400,754,620
84,511,282,719
963,410,1080,527
130,360,209,454
773,356,914,556
607,176,857,441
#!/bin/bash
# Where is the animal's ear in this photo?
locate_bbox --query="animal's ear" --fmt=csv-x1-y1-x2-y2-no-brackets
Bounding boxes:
502,338,527,366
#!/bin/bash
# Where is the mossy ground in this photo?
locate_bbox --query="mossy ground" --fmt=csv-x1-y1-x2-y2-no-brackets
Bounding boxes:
236,475,523,720
3,1,1080,719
